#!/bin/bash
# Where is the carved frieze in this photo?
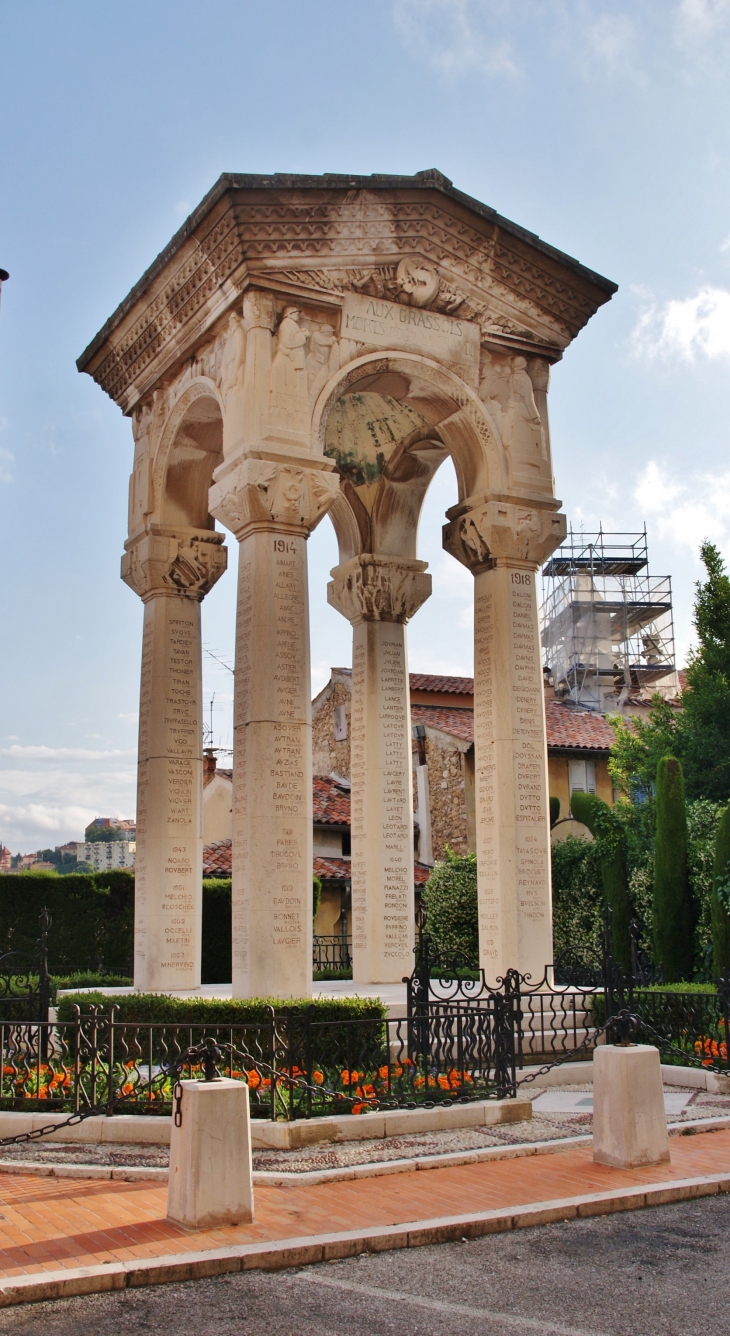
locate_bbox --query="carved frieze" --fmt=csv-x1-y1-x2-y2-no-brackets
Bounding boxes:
328,555,432,625
121,530,227,602
79,180,615,410
209,457,339,539
443,499,566,573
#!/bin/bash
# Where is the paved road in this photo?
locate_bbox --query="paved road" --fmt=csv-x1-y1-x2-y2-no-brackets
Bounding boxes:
0,1194,727,1336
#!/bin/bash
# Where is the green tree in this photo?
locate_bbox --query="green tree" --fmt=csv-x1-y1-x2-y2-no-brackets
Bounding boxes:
608,543,730,806
312,874,322,923
653,756,693,981
422,848,478,964
679,542,730,803
569,792,632,971
711,803,730,977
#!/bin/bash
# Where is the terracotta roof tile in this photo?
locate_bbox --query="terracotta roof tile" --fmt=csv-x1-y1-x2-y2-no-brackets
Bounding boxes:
411,704,474,743
409,673,474,695
313,776,351,824
314,855,431,887
543,699,614,752
203,840,232,877
412,698,614,753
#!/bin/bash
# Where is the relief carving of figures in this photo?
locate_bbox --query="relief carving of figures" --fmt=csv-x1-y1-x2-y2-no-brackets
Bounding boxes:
479,353,546,466
269,306,310,433
504,356,546,462
306,323,338,379
218,312,247,452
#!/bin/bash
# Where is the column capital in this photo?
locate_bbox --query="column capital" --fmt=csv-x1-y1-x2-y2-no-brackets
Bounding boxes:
121,529,227,602
327,555,431,625
209,456,339,540
442,498,566,573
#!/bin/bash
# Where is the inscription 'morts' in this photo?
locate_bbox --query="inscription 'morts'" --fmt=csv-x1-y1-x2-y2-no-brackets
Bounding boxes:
341,293,479,376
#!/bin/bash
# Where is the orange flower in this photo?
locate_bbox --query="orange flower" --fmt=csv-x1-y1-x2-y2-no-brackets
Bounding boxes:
340,1070,362,1085
247,1070,262,1090
351,1102,367,1115
312,1070,324,1085
378,1066,390,1080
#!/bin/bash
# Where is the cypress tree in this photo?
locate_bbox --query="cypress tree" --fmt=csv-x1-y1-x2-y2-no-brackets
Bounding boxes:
653,756,693,982
549,796,561,829
711,803,730,978
570,792,631,972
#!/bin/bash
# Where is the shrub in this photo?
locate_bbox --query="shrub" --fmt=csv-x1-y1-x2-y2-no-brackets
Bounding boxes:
550,835,604,961
0,871,134,974
653,756,693,982
422,849,478,964
201,879,231,984
712,803,730,977
569,793,631,971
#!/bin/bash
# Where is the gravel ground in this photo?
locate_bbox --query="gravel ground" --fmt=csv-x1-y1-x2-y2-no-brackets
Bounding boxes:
0,1084,726,1172
1,1193,729,1335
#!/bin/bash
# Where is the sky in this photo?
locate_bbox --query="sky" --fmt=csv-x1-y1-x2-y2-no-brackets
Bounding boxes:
1,0,730,854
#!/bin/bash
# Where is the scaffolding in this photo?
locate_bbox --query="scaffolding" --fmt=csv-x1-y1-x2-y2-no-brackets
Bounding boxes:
540,528,677,712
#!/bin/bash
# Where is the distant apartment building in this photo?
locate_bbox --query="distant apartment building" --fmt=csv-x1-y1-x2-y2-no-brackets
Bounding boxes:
74,841,136,870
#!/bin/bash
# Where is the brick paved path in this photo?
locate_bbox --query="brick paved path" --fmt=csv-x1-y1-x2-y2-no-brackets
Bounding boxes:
0,1127,727,1280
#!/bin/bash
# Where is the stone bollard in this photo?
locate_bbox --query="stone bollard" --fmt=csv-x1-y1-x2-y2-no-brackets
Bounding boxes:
167,1078,254,1228
592,1044,670,1169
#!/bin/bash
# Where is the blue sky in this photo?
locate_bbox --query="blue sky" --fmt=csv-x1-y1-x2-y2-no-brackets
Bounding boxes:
2,0,730,853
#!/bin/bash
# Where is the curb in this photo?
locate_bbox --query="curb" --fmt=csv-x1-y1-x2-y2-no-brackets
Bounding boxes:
0,1116,727,1187
1,1169,730,1307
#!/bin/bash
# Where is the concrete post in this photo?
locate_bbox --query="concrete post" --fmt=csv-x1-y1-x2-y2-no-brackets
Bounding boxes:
122,530,227,991
210,457,339,998
167,1078,254,1227
328,555,431,983
443,498,566,983
593,1044,670,1168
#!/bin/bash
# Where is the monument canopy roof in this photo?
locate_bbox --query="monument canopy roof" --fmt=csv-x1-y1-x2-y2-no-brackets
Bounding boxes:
77,169,617,411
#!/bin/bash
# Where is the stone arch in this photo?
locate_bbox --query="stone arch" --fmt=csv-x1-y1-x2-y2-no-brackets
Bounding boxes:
152,378,224,531
311,351,507,561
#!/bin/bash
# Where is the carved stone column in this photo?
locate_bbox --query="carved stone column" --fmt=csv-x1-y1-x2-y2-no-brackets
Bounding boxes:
328,556,431,984
209,458,339,998
122,529,227,991
443,499,566,984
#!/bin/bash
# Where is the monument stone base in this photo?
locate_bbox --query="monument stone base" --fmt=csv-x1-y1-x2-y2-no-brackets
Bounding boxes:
167,1078,254,1227
592,1044,670,1169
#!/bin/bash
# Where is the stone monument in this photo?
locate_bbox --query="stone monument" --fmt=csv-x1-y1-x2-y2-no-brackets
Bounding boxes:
78,170,616,993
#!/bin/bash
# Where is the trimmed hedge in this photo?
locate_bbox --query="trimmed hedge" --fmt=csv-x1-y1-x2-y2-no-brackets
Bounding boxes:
0,871,134,974
422,850,478,963
56,992,386,1025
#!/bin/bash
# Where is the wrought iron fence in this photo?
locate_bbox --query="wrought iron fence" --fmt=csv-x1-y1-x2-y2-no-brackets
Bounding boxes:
313,935,352,972
0,998,514,1119
0,910,51,1025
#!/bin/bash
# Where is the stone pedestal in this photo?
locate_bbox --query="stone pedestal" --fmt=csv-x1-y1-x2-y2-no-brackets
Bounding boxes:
210,456,339,998
122,530,227,992
593,1045,670,1169
443,499,565,983
167,1079,254,1227
328,556,431,984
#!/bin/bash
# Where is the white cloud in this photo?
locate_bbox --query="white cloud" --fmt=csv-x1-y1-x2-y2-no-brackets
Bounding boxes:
631,286,730,361
392,0,520,78
0,803,96,849
634,460,730,556
116,712,139,723
0,746,136,761
581,12,637,76
675,0,730,42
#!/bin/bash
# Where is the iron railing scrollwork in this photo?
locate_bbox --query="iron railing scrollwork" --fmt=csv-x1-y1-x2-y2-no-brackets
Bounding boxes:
0,909,51,1026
